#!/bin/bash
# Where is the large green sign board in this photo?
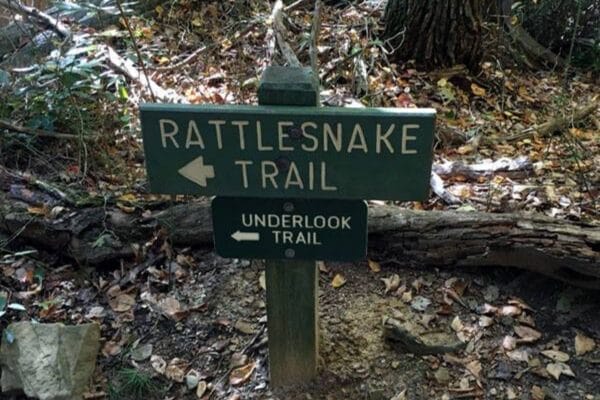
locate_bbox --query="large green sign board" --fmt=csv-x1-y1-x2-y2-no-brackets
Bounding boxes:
140,104,435,200
212,197,367,261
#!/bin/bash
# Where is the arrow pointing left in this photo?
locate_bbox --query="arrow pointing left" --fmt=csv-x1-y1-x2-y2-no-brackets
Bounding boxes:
177,156,215,187
231,231,260,242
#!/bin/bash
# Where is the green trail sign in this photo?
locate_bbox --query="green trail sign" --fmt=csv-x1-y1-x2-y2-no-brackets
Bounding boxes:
140,66,437,388
212,197,367,261
140,104,435,200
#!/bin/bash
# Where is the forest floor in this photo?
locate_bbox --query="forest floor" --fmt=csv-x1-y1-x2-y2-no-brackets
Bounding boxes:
0,1,599,400
2,245,600,399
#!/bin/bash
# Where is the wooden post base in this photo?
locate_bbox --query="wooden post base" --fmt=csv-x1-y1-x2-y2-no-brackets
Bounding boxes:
265,260,318,385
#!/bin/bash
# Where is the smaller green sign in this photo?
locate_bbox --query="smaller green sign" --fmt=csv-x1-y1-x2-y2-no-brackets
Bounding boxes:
212,197,367,261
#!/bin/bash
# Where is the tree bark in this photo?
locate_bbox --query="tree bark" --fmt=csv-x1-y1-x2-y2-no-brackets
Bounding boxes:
1,193,598,289
382,0,483,70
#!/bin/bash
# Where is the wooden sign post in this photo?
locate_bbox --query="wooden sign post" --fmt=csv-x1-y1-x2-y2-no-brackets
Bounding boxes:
259,66,320,385
139,65,435,387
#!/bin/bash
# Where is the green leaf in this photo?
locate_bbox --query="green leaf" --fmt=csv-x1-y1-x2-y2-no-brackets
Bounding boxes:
118,85,129,101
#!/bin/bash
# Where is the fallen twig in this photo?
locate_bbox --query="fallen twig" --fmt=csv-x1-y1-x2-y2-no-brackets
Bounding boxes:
504,100,598,142
268,0,301,67
309,0,321,75
103,45,186,103
0,119,95,140
115,0,156,102
433,156,533,180
320,48,364,81
284,0,310,12
1,165,75,205
150,45,208,72
430,172,462,205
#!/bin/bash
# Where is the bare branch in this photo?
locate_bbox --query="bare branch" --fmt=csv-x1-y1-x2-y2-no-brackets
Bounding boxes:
267,0,301,67
309,0,321,75
103,45,186,103
0,0,70,39
0,119,96,140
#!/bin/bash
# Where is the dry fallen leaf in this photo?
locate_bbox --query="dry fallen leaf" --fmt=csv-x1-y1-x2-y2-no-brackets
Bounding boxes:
158,297,188,321
471,82,486,96
466,360,482,379
331,273,347,288
540,350,569,363
381,274,400,294
478,316,494,328
230,352,248,369
447,278,468,297
229,362,256,386
451,316,464,333
368,259,381,273
85,306,106,320
514,325,542,343
457,144,474,155
507,349,530,363
546,362,575,381
196,380,207,398
480,303,498,315
109,293,135,313
500,305,522,317
575,332,596,356
531,385,545,400
234,320,255,335
102,341,122,357
151,354,166,375
508,297,534,312
517,313,536,327
502,335,517,351
165,358,188,382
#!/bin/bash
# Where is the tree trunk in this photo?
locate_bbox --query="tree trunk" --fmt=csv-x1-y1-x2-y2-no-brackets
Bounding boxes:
382,0,484,70
1,193,598,289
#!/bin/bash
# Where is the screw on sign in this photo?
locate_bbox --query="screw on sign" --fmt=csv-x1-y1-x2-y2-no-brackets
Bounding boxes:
140,66,435,387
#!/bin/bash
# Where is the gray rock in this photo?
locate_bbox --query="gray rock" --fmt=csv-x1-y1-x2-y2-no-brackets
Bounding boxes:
0,322,100,400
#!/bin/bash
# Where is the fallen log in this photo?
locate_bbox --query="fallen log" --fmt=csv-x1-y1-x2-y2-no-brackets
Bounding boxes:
1,195,598,289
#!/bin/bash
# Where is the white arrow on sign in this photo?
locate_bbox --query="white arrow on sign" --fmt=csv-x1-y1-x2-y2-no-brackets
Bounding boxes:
178,156,215,187
231,231,260,242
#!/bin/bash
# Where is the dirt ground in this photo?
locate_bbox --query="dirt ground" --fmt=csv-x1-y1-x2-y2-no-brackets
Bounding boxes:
53,245,598,400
